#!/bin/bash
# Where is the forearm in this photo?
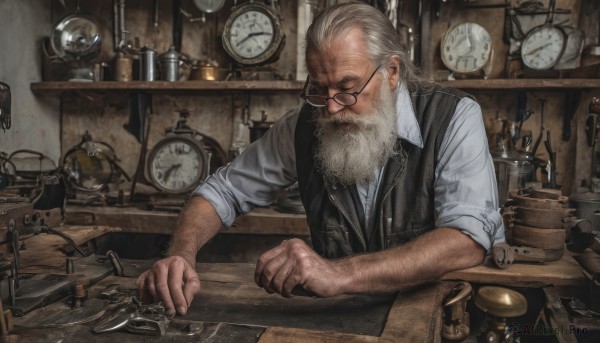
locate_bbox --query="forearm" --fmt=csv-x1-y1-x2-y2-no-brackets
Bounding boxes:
339,227,485,294
167,196,223,266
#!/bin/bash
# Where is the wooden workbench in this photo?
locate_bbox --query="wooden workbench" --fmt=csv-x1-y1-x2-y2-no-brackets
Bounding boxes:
11,260,454,342
5,224,596,342
15,224,590,287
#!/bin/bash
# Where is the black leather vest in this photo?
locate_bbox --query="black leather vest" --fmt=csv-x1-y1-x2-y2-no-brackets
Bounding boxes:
294,83,474,258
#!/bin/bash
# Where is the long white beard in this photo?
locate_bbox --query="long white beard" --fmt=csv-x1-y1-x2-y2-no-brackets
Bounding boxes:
314,80,398,186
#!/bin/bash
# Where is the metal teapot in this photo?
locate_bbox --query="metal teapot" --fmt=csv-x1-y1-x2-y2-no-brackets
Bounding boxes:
159,46,189,81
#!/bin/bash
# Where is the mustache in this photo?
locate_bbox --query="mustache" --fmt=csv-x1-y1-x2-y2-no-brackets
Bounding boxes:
316,110,373,127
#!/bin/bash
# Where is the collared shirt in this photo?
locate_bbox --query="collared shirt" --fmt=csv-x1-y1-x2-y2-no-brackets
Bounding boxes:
194,84,505,252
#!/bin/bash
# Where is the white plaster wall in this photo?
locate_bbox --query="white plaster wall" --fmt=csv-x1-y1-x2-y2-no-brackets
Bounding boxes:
0,0,61,163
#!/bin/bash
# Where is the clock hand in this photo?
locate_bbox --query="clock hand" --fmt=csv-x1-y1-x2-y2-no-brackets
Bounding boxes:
466,35,476,54
236,31,273,46
524,43,552,56
163,163,181,182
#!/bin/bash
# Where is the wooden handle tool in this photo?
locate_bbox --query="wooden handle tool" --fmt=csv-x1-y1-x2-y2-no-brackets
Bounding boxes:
492,243,547,269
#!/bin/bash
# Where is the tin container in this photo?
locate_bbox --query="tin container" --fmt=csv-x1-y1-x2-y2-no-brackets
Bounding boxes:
139,47,157,81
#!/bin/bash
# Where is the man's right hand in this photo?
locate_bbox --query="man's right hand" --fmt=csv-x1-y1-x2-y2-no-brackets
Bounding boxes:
136,256,201,316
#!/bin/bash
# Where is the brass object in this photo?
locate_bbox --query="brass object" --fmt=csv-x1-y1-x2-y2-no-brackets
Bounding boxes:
442,282,472,341
475,286,527,318
189,64,229,81
114,55,132,82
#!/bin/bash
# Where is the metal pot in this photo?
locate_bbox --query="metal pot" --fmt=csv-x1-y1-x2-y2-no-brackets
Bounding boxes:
492,148,535,207
159,46,188,81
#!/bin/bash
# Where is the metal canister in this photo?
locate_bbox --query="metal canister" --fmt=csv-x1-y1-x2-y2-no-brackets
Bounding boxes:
114,54,132,82
159,46,182,82
139,47,157,81
492,147,535,208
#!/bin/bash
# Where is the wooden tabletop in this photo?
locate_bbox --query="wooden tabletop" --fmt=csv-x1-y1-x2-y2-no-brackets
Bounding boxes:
18,224,589,288
8,225,594,342
12,260,450,342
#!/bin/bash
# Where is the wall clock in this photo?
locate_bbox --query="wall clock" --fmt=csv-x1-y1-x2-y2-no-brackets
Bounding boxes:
441,22,493,78
520,24,566,70
222,1,286,66
147,135,207,195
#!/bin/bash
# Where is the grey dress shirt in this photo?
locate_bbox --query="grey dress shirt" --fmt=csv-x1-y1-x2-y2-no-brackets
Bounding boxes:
193,84,505,252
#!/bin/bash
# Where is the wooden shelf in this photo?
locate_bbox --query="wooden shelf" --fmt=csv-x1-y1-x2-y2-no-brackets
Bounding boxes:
439,78,600,90
30,80,305,95
30,78,600,95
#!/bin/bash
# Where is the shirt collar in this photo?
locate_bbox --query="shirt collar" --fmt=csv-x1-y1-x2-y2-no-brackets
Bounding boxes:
395,82,424,148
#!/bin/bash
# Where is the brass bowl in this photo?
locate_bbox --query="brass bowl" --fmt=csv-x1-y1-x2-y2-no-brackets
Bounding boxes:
475,286,527,318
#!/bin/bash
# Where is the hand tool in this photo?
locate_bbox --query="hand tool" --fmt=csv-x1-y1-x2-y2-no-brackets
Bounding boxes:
492,242,547,269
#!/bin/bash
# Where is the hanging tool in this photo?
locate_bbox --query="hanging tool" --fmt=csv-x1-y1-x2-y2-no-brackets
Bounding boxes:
0,81,11,132
512,92,534,147
586,97,600,147
563,90,581,141
531,99,546,155
152,0,159,48
545,130,557,189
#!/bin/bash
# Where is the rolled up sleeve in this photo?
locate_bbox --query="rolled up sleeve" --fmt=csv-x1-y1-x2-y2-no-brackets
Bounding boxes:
192,109,299,226
434,97,505,252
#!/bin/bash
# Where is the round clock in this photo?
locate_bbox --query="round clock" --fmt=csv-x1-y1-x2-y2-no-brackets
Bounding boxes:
147,136,207,194
222,2,286,66
441,22,492,75
520,25,565,70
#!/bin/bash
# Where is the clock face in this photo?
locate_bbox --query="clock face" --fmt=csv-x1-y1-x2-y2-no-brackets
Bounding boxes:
147,137,206,194
229,10,274,59
441,22,492,74
520,25,565,70
222,3,285,66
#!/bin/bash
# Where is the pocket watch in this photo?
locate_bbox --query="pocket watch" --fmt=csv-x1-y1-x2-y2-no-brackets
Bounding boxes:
147,135,207,194
222,1,286,66
520,24,565,70
441,22,493,77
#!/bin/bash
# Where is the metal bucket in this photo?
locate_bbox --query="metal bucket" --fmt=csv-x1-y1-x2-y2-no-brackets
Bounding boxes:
493,157,535,207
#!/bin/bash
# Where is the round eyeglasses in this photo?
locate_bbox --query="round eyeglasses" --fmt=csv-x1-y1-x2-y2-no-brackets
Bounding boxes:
300,65,381,107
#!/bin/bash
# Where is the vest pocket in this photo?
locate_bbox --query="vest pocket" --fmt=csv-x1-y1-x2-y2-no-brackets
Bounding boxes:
322,225,352,258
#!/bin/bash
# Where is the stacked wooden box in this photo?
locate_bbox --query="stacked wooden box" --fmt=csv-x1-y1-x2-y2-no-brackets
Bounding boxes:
506,189,575,261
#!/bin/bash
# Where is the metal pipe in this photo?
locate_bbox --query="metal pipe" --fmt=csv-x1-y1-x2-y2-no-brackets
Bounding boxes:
113,0,119,52
113,0,126,51
118,0,126,50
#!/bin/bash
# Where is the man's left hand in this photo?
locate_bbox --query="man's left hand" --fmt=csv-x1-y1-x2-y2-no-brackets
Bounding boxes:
254,238,347,298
